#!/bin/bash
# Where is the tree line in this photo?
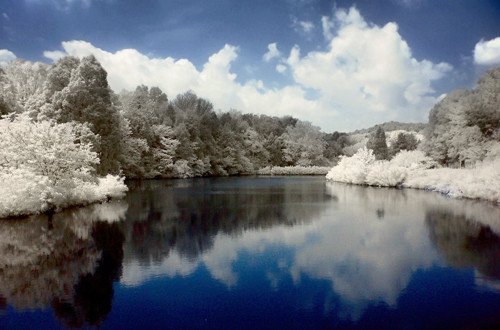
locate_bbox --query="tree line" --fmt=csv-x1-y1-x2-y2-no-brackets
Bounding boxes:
0,55,498,179
0,56,336,178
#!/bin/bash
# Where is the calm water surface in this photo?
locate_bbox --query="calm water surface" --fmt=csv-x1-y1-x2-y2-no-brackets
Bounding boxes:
0,176,499,329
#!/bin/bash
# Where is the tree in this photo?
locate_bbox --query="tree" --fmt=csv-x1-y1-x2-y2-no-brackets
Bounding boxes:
0,114,97,216
324,132,349,160
281,121,327,166
0,113,127,218
1,60,49,116
0,68,17,115
390,132,418,157
464,68,500,137
244,127,270,168
50,56,122,174
117,116,149,178
422,68,500,166
366,126,388,160
0,114,98,184
37,56,81,120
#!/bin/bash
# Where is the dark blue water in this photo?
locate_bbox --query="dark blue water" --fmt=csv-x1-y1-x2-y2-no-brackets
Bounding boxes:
0,177,499,329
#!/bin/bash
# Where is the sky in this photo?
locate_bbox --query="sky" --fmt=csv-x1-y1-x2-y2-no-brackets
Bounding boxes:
0,0,499,132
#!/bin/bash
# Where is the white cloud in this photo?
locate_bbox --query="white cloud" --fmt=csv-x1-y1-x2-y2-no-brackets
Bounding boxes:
43,50,67,62
276,63,287,73
0,49,16,67
300,21,314,33
2,13,9,20
43,6,451,132
474,37,500,66
292,17,315,35
298,20,315,33
263,42,281,62
321,16,335,40
288,7,452,129
46,40,323,124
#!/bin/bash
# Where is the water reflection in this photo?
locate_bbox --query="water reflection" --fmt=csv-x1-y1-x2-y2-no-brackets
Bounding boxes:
426,209,500,289
120,178,500,321
1,177,499,328
0,201,127,327
121,177,331,286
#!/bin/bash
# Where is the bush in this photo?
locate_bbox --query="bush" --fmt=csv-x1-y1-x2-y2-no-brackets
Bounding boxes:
0,114,127,218
326,147,499,202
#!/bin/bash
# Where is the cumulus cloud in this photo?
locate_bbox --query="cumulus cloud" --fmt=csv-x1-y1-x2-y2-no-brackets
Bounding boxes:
263,42,281,62
44,6,451,131
287,7,452,129
0,49,16,67
45,40,323,125
474,37,500,66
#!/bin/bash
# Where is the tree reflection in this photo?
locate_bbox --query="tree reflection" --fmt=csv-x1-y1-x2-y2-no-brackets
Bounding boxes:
0,201,127,327
52,221,125,328
123,177,330,263
121,178,500,315
426,209,500,281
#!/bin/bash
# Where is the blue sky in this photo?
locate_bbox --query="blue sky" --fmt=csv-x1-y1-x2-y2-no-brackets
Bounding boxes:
1,0,499,131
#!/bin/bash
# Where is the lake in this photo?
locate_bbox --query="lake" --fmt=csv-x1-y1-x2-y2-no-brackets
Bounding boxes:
0,176,499,329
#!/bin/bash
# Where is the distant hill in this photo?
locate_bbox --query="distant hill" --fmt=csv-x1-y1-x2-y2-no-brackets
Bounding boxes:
351,121,427,135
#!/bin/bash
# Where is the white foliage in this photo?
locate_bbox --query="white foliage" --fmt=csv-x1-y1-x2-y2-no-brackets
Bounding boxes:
342,133,369,156
326,147,375,184
326,148,500,202
0,114,127,218
258,166,330,176
365,161,407,187
93,175,128,199
403,158,500,203
0,113,98,183
281,121,326,166
385,129,424,147
390,150,437,170
173,159,193,179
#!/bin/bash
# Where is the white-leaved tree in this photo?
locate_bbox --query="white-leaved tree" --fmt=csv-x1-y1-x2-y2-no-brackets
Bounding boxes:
282,121,327,166
49,56,123,174
423,68,500,167
0,113,98,182
149,125,180,177
0,60,49,115
0,114,127,218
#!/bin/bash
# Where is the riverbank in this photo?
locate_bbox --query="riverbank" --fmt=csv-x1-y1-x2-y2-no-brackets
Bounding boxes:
326,149,500,204
0,174,128,219
258,166,331,176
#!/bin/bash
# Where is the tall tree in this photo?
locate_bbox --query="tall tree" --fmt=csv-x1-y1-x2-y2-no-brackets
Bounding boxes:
366,126,388,160
51,55,122,174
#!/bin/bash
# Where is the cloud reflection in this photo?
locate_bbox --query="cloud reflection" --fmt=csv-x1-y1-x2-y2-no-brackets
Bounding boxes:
120,178,500,319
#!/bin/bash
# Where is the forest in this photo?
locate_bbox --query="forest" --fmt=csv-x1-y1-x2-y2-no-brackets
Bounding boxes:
0,55,499,216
